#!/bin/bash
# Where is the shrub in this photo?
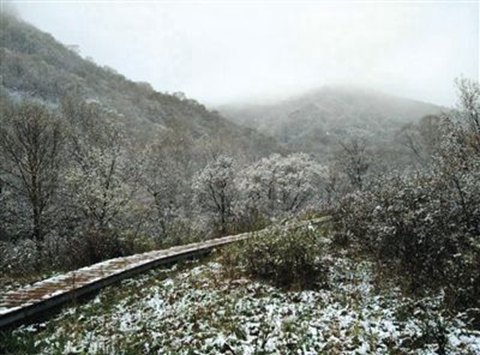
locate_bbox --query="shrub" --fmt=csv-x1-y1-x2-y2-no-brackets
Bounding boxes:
0,238,39,275
0,229,161,278
155,217,206,248
333,151,480,310
332,81,480,312
225,226,328,290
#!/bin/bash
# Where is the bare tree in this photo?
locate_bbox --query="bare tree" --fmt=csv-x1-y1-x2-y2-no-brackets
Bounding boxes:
398,115,444,165
456,78,480,134
140,128,195,235
0,102,64,244
61,97,134,231
336,136,371,190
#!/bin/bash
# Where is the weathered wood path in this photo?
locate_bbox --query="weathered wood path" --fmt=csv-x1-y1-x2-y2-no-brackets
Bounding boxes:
0,217,330,330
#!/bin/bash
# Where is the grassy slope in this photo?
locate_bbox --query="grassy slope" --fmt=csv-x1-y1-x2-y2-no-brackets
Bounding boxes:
2,243,478,354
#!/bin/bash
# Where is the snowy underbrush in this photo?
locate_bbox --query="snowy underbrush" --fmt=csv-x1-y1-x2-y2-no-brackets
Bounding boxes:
334,155,480,311
2,253,479,354
222,226,329,290
0,231,159,279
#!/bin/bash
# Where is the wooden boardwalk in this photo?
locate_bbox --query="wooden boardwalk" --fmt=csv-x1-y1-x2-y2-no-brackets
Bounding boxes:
0,217,330,330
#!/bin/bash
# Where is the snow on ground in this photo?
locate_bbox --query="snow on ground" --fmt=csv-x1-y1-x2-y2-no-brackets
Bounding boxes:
4,255,480,354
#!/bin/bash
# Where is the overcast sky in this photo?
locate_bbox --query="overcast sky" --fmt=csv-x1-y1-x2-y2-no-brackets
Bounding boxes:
6,0,480,106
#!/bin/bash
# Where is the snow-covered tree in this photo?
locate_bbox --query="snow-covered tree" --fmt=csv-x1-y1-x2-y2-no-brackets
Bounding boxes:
455,77,480,134
236,153,328,219
140,128,196,236
62,97,136,232
193,155,237,234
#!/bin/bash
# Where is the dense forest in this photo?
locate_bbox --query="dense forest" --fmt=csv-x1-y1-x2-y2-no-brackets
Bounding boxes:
0,9,479,354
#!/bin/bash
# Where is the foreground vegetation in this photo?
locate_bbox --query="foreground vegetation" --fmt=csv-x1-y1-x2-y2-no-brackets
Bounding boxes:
1,225,479,354
333,79,480,315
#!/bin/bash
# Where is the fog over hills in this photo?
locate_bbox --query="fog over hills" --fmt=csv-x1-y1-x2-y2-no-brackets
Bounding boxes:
0,12,279,159
220,85,443,156
0,9,446,166
10,1,478,106
0,9,454,170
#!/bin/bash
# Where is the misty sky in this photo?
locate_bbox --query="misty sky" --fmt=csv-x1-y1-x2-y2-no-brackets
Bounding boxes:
6,1,479,106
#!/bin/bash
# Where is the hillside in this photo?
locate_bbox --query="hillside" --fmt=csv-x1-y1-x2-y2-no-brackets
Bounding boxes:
220,86,443,157
0,13,279,159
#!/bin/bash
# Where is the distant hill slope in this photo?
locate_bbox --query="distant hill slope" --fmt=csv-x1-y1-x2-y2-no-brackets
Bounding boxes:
220,86,443,156
0,13,280,159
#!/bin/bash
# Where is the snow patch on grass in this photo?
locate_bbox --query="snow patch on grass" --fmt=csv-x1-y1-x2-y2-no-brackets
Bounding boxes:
4,257,480,354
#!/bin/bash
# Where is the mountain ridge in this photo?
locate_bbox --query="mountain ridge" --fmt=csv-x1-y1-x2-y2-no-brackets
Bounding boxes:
219,85,443,157
0,13,280,159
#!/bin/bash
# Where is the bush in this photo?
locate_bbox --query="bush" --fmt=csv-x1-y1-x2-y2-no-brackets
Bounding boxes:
0,229,160,277
62,229,161,267
0,238,39,275
333,148,480,310
332,81,480,312
225,227,328,290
